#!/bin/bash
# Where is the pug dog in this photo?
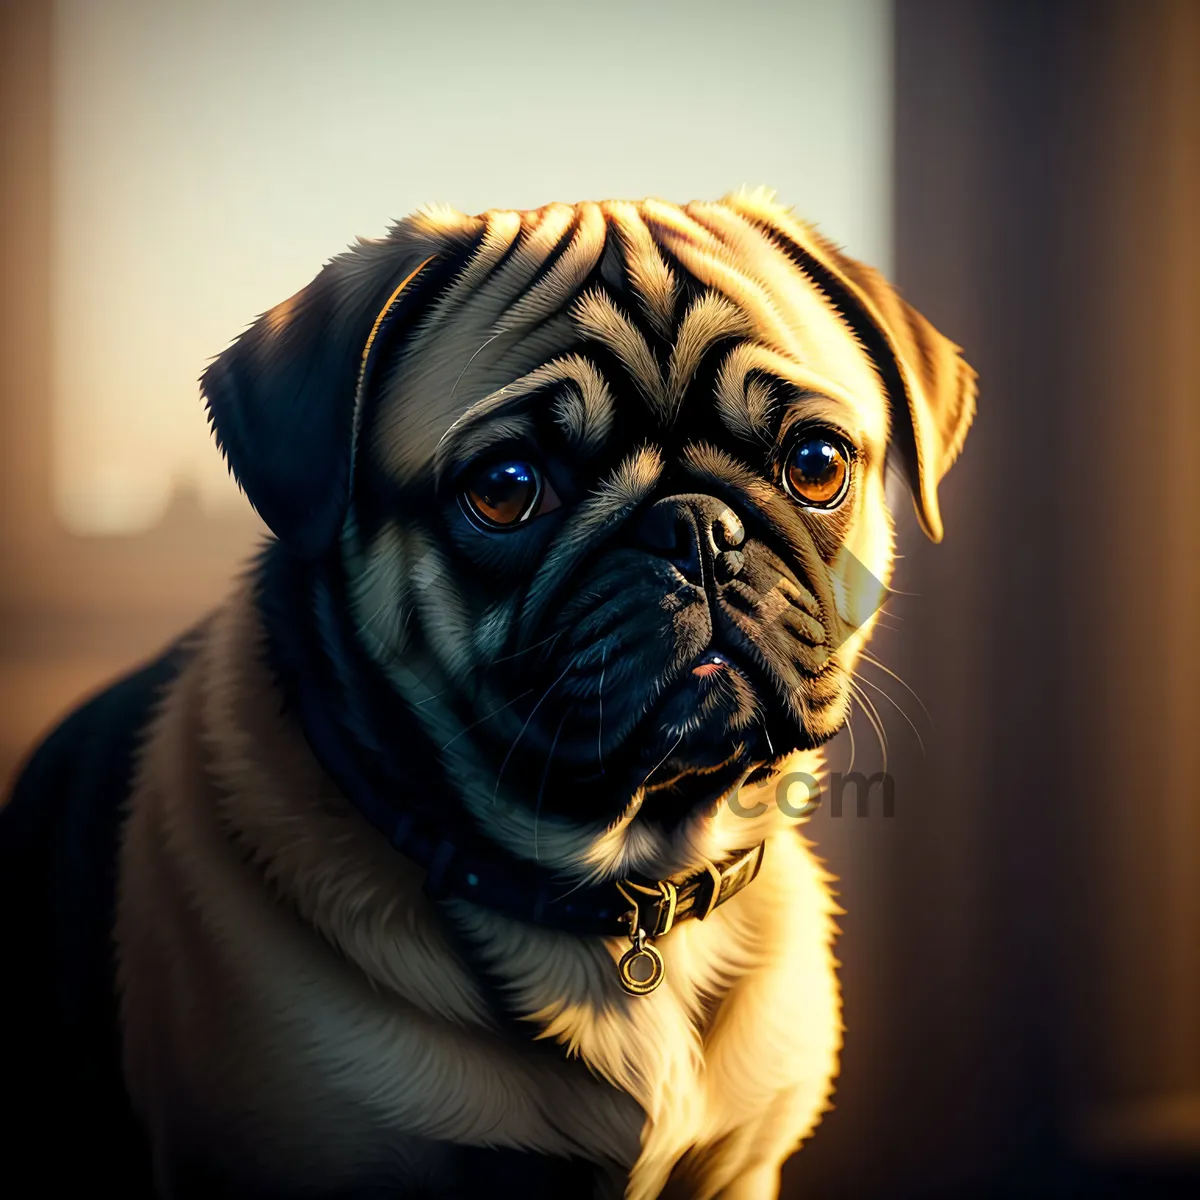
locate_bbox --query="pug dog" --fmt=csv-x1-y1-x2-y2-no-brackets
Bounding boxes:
0,190,974,1199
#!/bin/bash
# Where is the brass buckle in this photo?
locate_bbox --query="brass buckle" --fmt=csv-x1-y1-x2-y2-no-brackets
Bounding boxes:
607,847,765,997
616,878,678,938
613,879,677,996
693,843,766,920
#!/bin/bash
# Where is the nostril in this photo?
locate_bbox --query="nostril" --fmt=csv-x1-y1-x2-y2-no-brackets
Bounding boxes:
632,495,748,586
633,503,704,583
646,511,689,555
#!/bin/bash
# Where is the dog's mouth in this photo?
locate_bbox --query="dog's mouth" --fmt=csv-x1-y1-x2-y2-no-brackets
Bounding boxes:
464,537,848,828
623,646,782,820
540,641,792,826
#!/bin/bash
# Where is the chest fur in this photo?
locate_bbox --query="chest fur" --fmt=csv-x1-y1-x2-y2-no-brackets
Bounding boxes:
115,599,841,1197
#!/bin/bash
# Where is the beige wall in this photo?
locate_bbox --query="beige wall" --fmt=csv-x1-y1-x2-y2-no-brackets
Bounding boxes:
51,0,892,535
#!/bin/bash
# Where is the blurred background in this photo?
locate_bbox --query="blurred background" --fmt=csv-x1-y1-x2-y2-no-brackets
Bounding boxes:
1,0,1197,1196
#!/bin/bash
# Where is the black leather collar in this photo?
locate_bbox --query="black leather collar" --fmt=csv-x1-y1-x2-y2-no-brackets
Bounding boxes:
256,542,764,991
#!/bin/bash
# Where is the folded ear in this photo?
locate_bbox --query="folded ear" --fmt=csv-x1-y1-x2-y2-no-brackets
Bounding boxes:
810,241,978,543
727,193,978,542
200,236,439,557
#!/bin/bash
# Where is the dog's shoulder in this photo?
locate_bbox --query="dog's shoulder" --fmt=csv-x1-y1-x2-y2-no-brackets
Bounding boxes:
2,631,199,855
0,625,206,1194
1,627,204,927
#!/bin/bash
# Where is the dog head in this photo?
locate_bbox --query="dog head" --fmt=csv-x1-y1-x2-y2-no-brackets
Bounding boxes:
203,191,975,882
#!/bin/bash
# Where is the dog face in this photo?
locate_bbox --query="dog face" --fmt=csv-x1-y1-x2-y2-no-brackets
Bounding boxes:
202,191,974,879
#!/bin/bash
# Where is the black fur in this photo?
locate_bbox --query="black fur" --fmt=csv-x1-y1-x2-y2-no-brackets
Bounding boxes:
201,240,458,559
0,636,197,1196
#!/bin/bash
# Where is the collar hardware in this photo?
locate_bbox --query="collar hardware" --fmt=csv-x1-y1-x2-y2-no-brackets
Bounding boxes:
611,843,766,996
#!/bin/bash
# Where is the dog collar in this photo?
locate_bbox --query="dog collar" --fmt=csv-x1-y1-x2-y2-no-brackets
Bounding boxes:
257,542,766,995
608,847,765,993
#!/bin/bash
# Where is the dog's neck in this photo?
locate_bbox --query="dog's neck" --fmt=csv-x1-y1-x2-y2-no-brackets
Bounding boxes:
252,540,765,955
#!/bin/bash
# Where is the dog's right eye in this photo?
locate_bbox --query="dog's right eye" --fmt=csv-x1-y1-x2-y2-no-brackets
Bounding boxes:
460,460,559,530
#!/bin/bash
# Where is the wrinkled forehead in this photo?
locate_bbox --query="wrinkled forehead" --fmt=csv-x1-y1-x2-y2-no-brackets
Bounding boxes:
369,199,889,483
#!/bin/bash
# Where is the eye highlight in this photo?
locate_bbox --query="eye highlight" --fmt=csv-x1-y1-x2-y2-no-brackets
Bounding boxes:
460,460,559,530
784,434,851,508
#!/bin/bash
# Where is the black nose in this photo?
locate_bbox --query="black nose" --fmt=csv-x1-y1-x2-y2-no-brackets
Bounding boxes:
632,494,746,584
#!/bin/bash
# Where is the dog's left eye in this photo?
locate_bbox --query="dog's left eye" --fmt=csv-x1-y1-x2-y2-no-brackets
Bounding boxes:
784,435,851,508
460,460,560,529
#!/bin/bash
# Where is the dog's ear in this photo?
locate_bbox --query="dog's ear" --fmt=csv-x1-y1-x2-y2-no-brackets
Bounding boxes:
808,240,978,543
200,237,438,557
726,193,977,542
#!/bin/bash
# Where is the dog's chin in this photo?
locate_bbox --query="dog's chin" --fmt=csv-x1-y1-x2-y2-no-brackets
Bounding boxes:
573,652,843,830
470,642,848,834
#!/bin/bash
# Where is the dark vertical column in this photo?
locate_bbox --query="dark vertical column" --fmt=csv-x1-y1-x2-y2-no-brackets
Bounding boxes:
787,4,1069,1195
786,2,1200,1197
886,0,1070,1185
1052,0,1200,1170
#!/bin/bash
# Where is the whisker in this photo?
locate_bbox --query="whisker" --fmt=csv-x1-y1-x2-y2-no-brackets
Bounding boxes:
641,731,685,791
860,682,890,768
859,650,932,724
848,678,888,776
597,644,607,774
854,670,924,754
363,590,409,646
434,336,510,462
534,709,570,863
487,628,565,666
760,713,775,758
440,687,535,752
493,663,573,805
449,329,505,407
843,701,857,776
